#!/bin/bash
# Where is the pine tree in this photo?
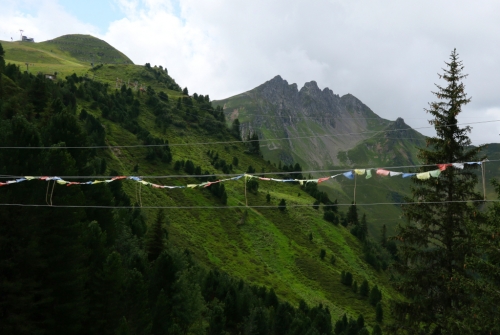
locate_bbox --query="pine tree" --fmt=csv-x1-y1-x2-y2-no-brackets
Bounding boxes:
278,199,287,212
346,202,359,225
146,209,167,262
320,249,326,260
344,272,353,287
231,118,241,139
373,324,383,335
359,280,370,297
391,49,500,334
358,213,368,241
0,42,5,72
151,289,171,334
375,302,383,323
369,285,381,306
207,300,226,335
352,281,358,294
380,224,387,247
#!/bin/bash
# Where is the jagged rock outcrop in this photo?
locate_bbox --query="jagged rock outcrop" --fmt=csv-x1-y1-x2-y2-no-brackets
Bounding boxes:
214,76,424,169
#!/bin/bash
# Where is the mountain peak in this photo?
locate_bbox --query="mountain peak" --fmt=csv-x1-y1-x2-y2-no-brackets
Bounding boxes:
41,34,133,65
303,80,319,89
265,75,287,86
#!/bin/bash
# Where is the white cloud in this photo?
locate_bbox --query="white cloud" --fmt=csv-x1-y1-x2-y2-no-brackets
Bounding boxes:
3,0,500,144
0,0,98,42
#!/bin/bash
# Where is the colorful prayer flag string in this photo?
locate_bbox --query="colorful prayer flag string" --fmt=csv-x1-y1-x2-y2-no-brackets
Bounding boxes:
0,162,482,190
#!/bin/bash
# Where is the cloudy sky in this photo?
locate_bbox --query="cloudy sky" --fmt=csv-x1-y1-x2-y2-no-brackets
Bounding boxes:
1,0,500,144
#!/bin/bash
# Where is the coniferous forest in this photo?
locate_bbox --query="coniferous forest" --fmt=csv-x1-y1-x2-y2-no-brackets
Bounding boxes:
1,42,500,335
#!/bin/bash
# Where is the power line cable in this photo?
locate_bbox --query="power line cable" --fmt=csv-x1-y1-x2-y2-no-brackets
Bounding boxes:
0,199,497,210
0,159,495,180
1,119,498,150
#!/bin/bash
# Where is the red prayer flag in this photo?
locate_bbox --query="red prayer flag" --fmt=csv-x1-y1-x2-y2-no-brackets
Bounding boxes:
438,164,451,171
376,169,390,176
317,177,330,184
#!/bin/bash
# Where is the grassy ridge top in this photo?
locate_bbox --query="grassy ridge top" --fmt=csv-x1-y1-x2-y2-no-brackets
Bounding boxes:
41,34,133,65
1,34,132,79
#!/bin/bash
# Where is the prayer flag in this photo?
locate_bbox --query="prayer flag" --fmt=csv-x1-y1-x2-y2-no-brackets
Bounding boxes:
416,172,431,180
438,164,451,171
343,171,354,180
429,169,441,178
366,170,372,179
376,169,390,176
318,177,330,184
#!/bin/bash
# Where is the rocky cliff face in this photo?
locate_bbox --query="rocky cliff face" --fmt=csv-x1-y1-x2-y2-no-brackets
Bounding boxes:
214,75,422,170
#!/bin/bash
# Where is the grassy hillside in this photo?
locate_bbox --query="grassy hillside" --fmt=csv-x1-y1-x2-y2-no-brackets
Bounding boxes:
78,83,398,326
1,36,400,329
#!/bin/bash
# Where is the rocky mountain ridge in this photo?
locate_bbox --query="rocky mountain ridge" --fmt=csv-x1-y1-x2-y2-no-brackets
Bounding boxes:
214,75,422,170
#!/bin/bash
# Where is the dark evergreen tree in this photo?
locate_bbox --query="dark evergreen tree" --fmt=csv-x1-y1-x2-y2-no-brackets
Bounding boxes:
372,324,382,335
278,199,286,212
151,289,171,334
0,43,5,73
207,300,226,335
346,202,359,225
352,281,358,294
231,118,241,139
358,327,369,335
359,280,369,297
358,214,368,241
323,210,337,224
170,269,204,334
246,132,260,155
334,314,348,335
320,249,326,260
115,317,131,335
146,209,167,262
123,269,151,335
375,302,383,323
344,272,353,287
380,224,387,248
369,285,382,306
89,251,126,335
391,49,500,334
356,314,365,330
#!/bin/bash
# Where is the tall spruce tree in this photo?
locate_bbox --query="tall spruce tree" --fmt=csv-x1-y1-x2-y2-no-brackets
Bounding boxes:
146,209,167,262
390,49,499,334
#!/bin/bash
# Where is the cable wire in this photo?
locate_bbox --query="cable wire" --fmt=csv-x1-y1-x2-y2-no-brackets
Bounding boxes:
0,119,498,150
0,159,494,180
0,199,497,209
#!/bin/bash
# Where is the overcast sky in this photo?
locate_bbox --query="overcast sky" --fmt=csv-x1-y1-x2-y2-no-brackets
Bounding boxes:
2,0,500,144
